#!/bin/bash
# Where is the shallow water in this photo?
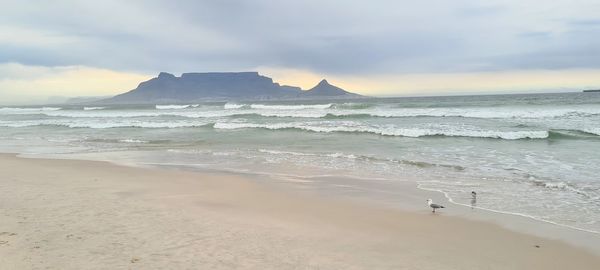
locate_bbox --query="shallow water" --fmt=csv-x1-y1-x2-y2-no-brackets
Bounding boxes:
1,92,599,233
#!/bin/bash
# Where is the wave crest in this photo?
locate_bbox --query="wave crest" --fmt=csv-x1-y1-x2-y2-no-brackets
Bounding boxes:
0,107,62,114
0,119,211,129
83,107,106,111
225,103,334,110
156,105,190,110
213,122,549,139
224,103,248,109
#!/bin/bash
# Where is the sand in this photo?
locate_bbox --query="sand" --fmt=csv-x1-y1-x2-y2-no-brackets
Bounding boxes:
1,153,599,269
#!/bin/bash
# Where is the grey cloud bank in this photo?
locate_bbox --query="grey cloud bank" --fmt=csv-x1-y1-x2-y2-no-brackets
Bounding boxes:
1,0,599,76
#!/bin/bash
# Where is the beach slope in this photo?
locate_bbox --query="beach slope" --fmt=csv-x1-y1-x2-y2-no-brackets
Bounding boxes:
0,154,598,269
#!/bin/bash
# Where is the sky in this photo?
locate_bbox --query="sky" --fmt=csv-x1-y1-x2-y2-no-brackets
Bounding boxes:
1,0,600,104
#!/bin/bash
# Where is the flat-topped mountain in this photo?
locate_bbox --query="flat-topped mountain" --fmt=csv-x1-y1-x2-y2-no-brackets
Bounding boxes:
103,72,362,103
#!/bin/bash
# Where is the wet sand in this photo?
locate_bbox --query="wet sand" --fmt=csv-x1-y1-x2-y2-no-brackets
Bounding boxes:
1,153,599,269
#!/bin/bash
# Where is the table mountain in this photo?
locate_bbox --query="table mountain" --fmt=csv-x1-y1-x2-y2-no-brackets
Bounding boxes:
103,72,362,103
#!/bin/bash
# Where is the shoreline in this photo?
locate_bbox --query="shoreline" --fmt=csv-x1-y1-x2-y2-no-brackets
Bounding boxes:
13,150,600,254
1,153,599,269
17,150,600,254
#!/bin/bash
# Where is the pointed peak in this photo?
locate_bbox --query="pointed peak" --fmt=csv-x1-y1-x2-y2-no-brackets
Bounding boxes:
318,79,330,85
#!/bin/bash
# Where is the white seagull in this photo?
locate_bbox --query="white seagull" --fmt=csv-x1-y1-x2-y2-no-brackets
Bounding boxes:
427,199,445,213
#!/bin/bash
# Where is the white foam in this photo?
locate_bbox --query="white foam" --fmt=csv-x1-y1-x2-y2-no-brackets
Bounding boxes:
40,110,239,118
213,121,549,139
258,149,314,156
119,139,148,143
214,122,296,130
249,103,333,110
544,182,568,189
0,107,62,114
0,120,39,127
253,111,328,118
3,103,600,122
583,127,600,136
38,109,325,119
68,121,210,129
224,103,247,109
155,104,190,110
416,184,600,235
83,107,106,111
0,119,211,129
44,110,164,118
327,106,600,119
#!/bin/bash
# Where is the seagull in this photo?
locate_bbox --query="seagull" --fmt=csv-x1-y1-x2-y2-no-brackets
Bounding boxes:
427,199,445,213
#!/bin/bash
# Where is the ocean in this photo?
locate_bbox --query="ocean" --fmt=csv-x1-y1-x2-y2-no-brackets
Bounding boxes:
1,92,599,233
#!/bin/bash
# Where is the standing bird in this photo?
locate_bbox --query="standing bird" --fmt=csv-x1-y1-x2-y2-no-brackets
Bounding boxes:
427,199,445,213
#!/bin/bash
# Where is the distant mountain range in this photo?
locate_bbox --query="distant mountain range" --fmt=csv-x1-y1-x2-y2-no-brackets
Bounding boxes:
102,72,363,104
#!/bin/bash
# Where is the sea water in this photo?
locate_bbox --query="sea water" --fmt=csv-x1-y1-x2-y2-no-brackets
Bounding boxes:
1,92,599,233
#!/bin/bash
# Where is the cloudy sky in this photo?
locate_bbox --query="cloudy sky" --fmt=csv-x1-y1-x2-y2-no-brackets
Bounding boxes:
1,0,600,103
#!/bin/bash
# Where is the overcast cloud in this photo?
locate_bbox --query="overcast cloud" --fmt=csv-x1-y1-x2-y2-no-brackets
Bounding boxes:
0,0,599,102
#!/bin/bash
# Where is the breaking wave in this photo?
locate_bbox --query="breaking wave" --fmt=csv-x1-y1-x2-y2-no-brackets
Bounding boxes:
118,139,149,143
0,119,211,129
0,107,62,114
2,103,600,123
83,107,106,111
213,122,549,140
582,128,600,136
155,104,191,110
225,103,334,110
1,115,596,141
223,103,248,109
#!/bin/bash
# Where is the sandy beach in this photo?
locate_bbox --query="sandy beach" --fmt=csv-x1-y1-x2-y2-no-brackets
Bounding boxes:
3,0,600,269
1,153,599,269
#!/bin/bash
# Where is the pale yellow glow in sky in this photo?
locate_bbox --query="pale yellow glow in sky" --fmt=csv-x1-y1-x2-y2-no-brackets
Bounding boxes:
259,67,600,96
2,63,600,105
0,64,150,104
